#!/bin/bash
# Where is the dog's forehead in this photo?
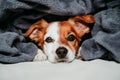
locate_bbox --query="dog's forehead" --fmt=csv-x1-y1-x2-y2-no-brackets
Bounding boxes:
59,21,75,34
45,21,75,39
45,22,59,40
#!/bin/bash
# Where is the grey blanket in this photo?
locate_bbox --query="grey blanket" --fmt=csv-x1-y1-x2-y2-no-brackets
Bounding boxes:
0,0,120,63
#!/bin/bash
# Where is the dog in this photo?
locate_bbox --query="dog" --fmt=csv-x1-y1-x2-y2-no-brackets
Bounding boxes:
23,15,94,63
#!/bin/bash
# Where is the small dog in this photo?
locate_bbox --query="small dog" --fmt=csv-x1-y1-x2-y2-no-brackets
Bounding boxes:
23,15,94,63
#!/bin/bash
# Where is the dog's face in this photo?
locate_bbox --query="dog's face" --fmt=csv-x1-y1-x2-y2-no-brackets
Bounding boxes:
24,15,94,63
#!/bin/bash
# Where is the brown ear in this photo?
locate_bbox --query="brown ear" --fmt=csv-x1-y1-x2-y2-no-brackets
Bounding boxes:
74,22,90,38
23,19,48,37
23,19,48,48
73,15,95,23
68,15,94,37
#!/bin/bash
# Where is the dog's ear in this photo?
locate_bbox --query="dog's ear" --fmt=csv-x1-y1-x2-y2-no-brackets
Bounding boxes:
68,15,94,38
23,19,48,47
73,15,95,23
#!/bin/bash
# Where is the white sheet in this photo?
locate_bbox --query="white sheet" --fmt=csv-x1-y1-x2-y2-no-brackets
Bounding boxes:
0,59,120,80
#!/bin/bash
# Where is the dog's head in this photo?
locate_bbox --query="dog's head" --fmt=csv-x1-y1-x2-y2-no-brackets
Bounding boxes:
24,15,94,63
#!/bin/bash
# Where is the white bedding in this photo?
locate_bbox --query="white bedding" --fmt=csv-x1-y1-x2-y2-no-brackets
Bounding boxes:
0,59,120,80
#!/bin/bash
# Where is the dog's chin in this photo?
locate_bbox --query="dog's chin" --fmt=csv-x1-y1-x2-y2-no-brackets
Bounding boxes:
57,59,74,63
48,57,75,63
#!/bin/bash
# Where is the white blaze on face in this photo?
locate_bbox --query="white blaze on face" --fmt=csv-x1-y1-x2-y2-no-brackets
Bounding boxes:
44,22,59,62
44,22,75,63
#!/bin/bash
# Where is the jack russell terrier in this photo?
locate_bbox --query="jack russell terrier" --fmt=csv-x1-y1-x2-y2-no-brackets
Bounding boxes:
23,15,94,63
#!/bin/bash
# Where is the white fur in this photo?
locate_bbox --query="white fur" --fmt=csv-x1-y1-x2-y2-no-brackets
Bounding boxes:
33,49,47,61
44,22,59,63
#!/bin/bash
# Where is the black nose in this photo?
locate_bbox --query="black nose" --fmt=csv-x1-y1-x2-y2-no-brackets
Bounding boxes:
56,47,68,58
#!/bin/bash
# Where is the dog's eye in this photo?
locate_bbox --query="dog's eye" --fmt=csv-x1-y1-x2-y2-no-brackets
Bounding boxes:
45,37,54,43
67,34,76,41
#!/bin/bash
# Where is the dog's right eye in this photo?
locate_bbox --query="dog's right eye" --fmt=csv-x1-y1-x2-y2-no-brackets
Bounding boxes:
67,34,76,41
45,37,54,43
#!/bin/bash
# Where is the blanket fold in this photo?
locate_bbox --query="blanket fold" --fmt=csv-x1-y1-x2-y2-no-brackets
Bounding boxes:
0,0,120,63
81,7,120,62
0,32,38,63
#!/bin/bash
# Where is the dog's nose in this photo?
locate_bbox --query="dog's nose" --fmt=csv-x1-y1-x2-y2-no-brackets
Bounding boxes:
56,47,68,58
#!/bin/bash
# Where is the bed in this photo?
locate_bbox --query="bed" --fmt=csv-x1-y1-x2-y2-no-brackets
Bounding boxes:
0,59,120,80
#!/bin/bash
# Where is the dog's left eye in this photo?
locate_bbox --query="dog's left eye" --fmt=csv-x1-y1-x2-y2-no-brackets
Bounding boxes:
45,37,54,43
67,34,76,41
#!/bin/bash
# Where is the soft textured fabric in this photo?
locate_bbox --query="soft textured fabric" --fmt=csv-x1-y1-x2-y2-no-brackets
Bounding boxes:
0,60,120,80
80,6,120,62
0,0,120,63
0,32,38,63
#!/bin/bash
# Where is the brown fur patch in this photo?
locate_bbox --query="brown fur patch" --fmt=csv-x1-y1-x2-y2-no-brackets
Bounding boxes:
23,19,49,49
59,21,80,52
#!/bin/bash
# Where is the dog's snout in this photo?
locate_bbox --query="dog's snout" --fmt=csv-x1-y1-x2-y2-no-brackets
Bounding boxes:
56,47,68,58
